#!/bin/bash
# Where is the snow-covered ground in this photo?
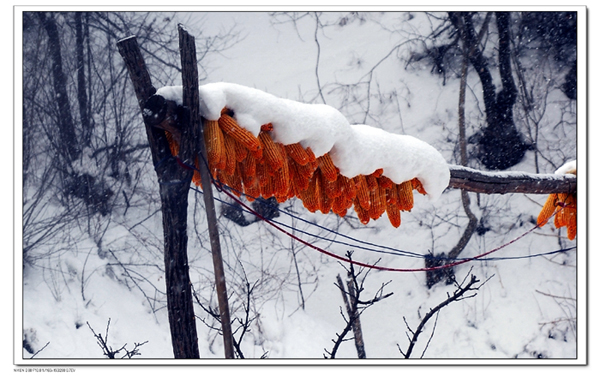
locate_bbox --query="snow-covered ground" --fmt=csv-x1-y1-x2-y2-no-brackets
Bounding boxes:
14,9,589,373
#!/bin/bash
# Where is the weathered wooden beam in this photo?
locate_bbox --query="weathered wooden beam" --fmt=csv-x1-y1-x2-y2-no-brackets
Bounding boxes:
448,164,576,195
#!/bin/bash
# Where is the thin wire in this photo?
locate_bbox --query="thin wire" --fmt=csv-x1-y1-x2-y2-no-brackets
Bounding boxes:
181,154,575,272
199,185,575,262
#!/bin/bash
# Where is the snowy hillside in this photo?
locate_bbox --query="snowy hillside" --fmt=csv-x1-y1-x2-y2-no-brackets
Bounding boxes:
17,10,584,368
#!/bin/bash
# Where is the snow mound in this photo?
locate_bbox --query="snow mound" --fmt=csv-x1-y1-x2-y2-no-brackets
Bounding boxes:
555,160,576,175
156,82,450,200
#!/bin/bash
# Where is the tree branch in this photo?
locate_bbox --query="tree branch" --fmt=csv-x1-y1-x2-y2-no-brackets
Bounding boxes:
399,273,490,358
142,97,577,197
448,164,576,195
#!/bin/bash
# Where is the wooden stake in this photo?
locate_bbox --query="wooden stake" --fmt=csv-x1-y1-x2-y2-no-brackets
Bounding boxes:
178,25,235,359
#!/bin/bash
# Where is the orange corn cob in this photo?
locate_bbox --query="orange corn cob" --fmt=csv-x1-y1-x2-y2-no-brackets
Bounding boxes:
192,156,202,187
353,197,371,225
274,145,291,202
372,168,384,178
165,131,180,156
320,192,333,214
567,223,577,240
305,147,317,163
223,133,237,176
243,178,260,202
204,119,227,171
386,203,401,228
222,163,243,197
230,172,243,197
285,143,311,166
216,169,230,186
239,152,257,184
233,137,249,162
318,172,333,214
368,185,387,220
386,183,399,206
300,173,321,213
332,195,352,217
323,174,343,199
314,171,326,213
537,193,557,227
563,193,577,240
354,175,371,210
537,191,577,240
238,160,254,188
296,159,319,181
377,176,394,189
378,185,387,213
256,160,270,190
412,178,427,195
338,175,356,202
261,123,274,132
288,159,310,195
366,174,379,191
318,153,339,182
218,113,263,159
260,173,276,199
397,181,414,211
259,132,285,172
554,193,568,228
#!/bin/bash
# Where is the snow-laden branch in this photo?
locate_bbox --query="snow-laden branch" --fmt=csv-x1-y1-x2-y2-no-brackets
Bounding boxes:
154,82,450,201
448,164,576,195
149,83,576,198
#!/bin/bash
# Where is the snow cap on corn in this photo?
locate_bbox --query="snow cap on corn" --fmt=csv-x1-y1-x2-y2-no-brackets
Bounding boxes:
156,82,450,201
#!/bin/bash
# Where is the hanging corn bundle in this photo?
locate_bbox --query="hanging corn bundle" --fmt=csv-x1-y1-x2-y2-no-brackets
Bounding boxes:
150,82,451,229
536,161,577,240
162,107,432,228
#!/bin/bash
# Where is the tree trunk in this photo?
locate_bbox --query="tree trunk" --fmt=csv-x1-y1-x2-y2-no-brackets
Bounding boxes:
159,175,199,358
37,12,80,163
117,36,200,359
449,12,529,171
75,12,91,148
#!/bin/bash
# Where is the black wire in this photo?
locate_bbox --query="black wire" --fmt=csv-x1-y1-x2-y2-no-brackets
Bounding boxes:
190,184,576,264
184,149,576,264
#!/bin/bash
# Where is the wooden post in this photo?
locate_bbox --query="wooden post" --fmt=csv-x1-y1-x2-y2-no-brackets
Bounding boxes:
117,36,200,359
178,25,235,359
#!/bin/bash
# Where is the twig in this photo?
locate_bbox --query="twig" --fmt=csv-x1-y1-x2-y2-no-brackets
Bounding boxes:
420,311,439,358
325,252,393,358
399,272,491,358
30,342,50,359
87,319,148,359
535,289,576,301
313,13,327,104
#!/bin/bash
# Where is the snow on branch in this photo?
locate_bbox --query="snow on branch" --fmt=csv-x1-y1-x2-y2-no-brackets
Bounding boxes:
448,164,577,195
145,82,577,232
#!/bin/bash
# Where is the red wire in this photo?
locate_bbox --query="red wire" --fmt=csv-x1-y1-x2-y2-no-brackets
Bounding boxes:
215,179,543,273
178,155,553,273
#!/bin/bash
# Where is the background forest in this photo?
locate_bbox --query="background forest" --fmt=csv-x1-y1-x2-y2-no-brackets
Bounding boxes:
16,9,584,365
